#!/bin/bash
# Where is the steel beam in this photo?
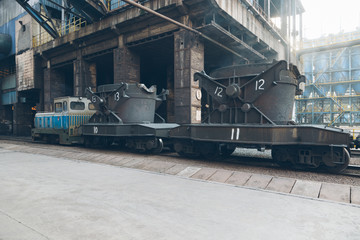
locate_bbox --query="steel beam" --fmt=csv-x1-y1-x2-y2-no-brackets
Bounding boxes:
15,0,59,39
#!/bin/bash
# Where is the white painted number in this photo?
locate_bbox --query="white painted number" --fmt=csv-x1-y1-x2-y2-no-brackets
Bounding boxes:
114,92,120,101
231,128,240,140
93,126,98,134
91,96,97,103
255,79,265,91
214,86,223,97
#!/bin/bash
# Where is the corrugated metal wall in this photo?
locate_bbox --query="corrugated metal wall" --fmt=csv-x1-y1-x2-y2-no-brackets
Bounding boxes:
1,74,16,90
0,0,38,26
2,91,16,105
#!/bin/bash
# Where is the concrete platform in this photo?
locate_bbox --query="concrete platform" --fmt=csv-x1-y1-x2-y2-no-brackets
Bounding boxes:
0,148,360,240
1,142,360,205
291,180,322,198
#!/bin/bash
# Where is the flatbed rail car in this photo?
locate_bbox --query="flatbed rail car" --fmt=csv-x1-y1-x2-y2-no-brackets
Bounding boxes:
169,61,352,173
32,97,96,145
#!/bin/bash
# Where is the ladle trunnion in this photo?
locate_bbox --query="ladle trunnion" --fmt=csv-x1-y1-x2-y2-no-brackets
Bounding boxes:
170,61,351,173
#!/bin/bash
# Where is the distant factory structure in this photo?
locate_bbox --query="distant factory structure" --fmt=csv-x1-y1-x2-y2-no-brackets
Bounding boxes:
296,30,360,126
0,0,303,135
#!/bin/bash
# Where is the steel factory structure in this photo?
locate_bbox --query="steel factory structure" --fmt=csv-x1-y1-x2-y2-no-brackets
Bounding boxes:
296,31,360,126
0,0,303,136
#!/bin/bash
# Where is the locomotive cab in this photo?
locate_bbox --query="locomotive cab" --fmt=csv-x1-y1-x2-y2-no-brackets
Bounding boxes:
32,97,96,145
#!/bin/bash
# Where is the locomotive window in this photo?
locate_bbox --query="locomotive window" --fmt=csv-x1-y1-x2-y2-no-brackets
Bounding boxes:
88,103,96,110
55,102,63,113
63,101,68,112
70,102,85,110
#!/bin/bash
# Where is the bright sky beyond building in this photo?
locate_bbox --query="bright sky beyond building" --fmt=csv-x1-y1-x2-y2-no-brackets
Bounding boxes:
301,0,360,39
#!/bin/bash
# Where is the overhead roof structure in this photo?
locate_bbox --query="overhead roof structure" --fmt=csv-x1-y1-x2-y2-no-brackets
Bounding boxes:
196,22,267,62
66,0,108,23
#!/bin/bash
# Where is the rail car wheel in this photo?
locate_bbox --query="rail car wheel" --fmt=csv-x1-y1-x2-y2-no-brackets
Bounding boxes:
49,135,59,144
219,144,236,157
151,138,164,154
91,136,103,147
84,137,92,148
174,141,200,158
322,148,350,173
271,147,296,168
103,137,114,147
32,135,40,142
197,142,220,160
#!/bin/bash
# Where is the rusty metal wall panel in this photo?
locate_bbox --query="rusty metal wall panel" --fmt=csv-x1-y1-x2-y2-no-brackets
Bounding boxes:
15,14,32,53
113,47,140,84
16,49,34,91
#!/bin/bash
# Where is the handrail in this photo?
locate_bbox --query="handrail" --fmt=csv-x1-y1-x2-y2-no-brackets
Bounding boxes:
296,95,360,102
306,79,360,86
107,0,149,11
33,17,87,48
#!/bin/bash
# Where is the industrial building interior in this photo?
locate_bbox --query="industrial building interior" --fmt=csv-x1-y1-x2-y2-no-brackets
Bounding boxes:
5,0,359,136
1,2,360,237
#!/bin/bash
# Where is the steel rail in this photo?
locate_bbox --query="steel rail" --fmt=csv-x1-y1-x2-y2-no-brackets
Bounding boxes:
339,172,360,178
339,164,360,178
347,164,360,170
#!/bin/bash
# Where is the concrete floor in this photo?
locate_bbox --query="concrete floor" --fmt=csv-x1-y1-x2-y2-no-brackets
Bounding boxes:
0,148,360,240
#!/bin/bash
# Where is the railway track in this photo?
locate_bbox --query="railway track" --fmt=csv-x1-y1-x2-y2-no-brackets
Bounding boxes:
0,135,32,142
228,154,360,178
342,164,360,178
348,165,360,170
1,136,360,183
351,149,360,155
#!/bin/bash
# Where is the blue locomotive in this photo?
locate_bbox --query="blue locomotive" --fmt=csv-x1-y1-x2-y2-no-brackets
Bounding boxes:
32,96,96,144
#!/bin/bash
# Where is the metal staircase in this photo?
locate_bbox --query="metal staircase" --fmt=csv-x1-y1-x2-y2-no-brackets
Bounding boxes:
309,48,348,126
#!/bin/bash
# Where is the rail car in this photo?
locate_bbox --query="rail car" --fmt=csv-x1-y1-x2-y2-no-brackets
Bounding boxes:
31,60,352,172
81,83,178,153
170,61,351,172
